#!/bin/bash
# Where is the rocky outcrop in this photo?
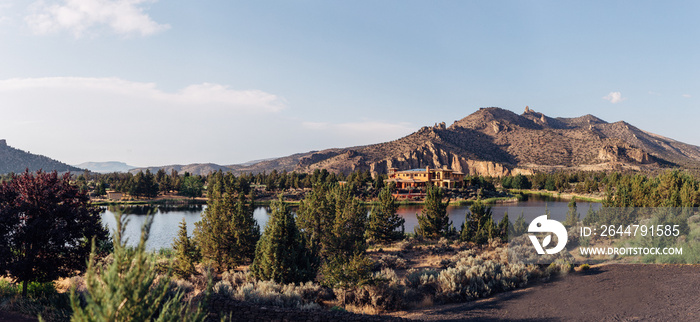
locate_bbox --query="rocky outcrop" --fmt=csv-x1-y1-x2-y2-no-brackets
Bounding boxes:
597,144,652,164
298,150,343,167
143,107,700,176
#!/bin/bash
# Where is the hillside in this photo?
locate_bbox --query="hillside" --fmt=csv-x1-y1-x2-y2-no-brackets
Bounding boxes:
129,163,233,176
132,107,700,176
75,161,136,173
0,140,82,174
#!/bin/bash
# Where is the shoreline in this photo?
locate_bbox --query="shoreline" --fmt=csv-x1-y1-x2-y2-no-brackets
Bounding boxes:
91,189,603,207
509,189,604,203
92,196,521,207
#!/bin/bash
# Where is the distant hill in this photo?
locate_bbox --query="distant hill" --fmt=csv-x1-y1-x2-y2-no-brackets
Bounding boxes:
0,140,83,174
74,161,136,173
130,107,700,177
129,163,233,176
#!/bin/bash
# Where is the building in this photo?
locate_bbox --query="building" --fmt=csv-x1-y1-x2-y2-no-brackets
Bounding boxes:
106,191,124,200
385,166,465,189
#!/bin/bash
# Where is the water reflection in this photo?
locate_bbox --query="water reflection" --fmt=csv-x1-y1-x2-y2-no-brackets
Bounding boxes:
102,196,601,251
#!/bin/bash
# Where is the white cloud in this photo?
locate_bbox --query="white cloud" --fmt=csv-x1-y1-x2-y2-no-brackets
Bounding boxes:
602,91,626,104
0,77,288,165
25,0,169,37
0,77,286,113
682,94,692,98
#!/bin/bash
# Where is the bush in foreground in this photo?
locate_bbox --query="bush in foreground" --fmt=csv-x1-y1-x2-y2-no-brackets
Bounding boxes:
70,213,206,322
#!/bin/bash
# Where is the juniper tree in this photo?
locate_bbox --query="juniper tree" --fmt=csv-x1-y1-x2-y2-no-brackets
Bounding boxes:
415,185,451,239
296,183,335,254
513,212,528,236
193,176,259,272
250,197,315,284
297,183,367,259
70,213,206,322
0,170,108,297
460,200,496,244
172,219,200,279
496,212,513,241
564,197,579,228
320,253,374,308
180,176,204,199
326,186,367,258
366,184,405,243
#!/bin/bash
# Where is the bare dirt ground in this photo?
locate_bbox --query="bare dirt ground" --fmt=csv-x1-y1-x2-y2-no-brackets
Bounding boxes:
3,264,699,321
391,264,700,321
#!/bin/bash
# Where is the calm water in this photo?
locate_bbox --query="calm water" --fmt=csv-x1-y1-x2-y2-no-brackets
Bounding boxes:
101,196,601,250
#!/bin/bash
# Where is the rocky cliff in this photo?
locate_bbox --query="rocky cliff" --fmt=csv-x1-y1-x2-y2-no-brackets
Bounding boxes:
133,107,700,176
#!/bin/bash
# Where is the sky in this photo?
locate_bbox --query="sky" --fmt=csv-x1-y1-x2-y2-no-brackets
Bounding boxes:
0,1,698,167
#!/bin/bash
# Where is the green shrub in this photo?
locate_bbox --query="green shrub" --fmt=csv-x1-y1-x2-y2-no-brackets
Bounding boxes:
0,281,71,322
70,213,206,322
376,254,408,270
579,264,591,271
213,279,323,310
435,257,529,303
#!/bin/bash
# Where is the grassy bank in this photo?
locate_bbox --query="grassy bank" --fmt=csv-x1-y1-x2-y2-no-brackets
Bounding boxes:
93,198,207,206
509,189,604,203
94,197,521,207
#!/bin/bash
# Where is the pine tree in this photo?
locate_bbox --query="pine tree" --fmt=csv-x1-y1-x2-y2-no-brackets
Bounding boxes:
296,183,335,255
70,212,206,322
320,253,374,308
194,176,259,271
513,212,527,236
564,197,579,228
497,212,513,241
297,184,367,258
460,199,494,244
366,184,405,243
250,197,315,284
326,187,367,258
172,219,200,279
415,185,451,239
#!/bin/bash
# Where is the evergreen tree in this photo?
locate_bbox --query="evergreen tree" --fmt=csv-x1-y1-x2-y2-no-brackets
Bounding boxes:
564,198,579,228
297,183,369,264
460,200,495,244
94,180,107,197
250,197,315,284
70,213,206,322
497,212,513,241
320,253,374,308
513,212,528,237
366,184,405,243
511,173,531,189
326,187,367,258
180,176,204,199
582,204,599,226
415,185,451,239
172,219,200,279
194,177,259,271
296,183,337,257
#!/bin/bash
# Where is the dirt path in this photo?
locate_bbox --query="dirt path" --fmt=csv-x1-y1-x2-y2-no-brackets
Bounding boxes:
392,264,700,321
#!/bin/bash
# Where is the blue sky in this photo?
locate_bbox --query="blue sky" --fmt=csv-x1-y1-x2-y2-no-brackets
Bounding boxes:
0,1,698,167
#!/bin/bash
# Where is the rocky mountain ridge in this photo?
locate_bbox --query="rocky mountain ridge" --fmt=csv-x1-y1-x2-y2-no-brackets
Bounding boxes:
131,107,700,176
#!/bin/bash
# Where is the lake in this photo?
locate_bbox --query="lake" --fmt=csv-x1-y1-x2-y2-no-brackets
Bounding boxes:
100,195,601,250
